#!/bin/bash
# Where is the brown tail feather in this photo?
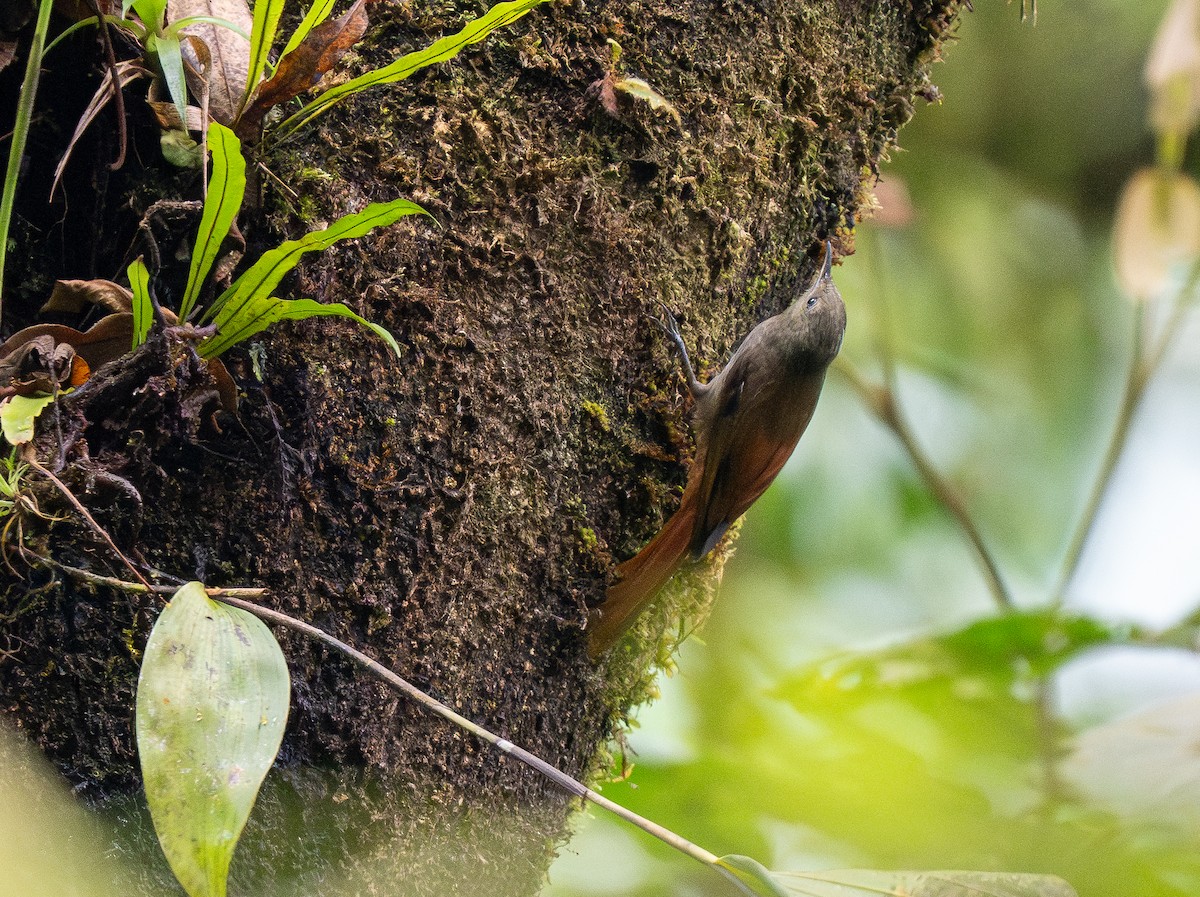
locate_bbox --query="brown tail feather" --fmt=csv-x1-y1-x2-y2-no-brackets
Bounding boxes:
587,492,699,657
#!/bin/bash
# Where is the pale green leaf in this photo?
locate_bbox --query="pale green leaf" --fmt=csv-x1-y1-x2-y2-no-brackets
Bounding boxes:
180,122,246,320
162,16,252,41
127,258,153,349
0,394,56,445
768,868,1078,897
129,0,167,27
613,76,681,125
276,0,553,136
717,855,791,897
199,294,401,358
201,198,428,326
136,582,290,897
245,0,286,103
151,31,191,134
278,0,339,62
161,129,204,168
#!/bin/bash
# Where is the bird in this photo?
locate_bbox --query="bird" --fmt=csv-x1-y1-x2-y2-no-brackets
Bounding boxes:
588,241,846,656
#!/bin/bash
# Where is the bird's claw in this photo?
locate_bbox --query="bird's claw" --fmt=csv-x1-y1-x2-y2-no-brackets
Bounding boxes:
647,300,703,396
649,300,683,342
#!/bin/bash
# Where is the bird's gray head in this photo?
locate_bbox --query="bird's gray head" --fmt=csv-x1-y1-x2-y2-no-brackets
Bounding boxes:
789,241,847,365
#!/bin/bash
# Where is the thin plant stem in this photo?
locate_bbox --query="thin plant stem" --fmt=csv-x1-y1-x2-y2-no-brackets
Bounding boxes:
212,592,724,871
1032,677,1064,811
837,358,1015,612
0,0,55,328
24,456,152,590
1053,302,1157,602
39,560,727,877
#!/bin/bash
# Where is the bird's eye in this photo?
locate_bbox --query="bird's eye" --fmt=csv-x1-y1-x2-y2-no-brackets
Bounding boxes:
806,295,818,309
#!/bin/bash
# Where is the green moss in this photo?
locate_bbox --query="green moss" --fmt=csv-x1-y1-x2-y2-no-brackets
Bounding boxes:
577,526,598,551
580,400,610,429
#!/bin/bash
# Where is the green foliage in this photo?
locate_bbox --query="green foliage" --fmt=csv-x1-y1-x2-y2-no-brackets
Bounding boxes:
0,453,27,518
275,0,556,137
180,123,246,321
245,0,286,107
127,258,154,350
0,395,56,446
200,295,401,359
175,123,425,356
136,583,290,897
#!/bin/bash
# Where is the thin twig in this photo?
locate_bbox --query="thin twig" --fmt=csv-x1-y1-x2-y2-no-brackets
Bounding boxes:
24,455,152,590
43,558,266,599
30,556,725,873
1032,677,1064,810
1053,304,1149,602
212,592,724,870
87,0,128,171
837,359,1014,611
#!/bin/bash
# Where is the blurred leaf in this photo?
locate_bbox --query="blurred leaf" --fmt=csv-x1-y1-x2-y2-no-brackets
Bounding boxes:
771,869,1077,897
776,611,1121,707
0,394,55,444
1066,692,1200,828
1113,168,1200,302
136,582,290,897
0,723,133,896
276,0,553,136
717,855,790,897
161,128,204,167
1145,0,1200,138
127,258,153,349
180,121,246,320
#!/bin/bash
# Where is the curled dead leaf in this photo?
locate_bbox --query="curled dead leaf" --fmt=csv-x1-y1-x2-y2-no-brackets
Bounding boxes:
42,278,136,316
172,0,253,126
0,334,88,399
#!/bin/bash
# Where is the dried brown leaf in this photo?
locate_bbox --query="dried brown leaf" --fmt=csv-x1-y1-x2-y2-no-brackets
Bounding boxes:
239,0,369,133
0,40,16,75
171,0,252,126
42,279,135,316
52,62,148,197
0,316,134,374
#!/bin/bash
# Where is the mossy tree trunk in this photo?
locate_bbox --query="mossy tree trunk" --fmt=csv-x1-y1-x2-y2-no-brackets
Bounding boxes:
0,0,961,894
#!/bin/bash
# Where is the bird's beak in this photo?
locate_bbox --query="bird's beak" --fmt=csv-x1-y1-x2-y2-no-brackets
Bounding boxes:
821,240,833,281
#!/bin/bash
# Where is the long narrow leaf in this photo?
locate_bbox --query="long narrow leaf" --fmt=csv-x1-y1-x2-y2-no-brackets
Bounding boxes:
0,0,54,328
199,294,401,358
151,32,191,134
278,0,339,62
275,0,552,137
127,258,154,349
768,867,1077,897
180,122,246,320
201,198,429,326
244,0,286,106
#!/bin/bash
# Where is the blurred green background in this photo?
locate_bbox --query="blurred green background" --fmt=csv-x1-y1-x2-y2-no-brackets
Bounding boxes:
548,2,1200,895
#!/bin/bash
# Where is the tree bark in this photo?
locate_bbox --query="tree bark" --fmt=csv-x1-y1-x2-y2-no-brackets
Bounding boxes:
0,0,962,894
